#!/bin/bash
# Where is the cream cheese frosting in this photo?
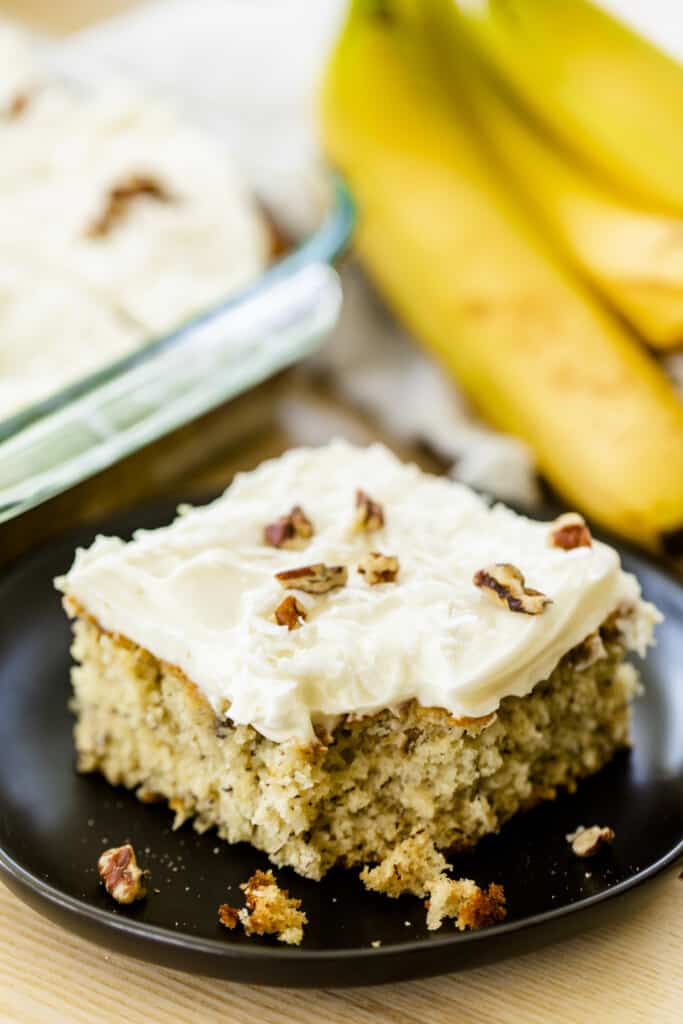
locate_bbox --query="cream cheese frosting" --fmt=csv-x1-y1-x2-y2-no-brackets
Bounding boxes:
56,441,656,744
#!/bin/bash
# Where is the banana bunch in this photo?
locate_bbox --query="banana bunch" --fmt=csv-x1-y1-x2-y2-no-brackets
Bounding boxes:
447,0,683,349
453,0,683,214
320,0,683,556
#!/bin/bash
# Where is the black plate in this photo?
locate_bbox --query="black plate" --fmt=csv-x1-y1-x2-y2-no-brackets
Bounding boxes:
1,500,682,987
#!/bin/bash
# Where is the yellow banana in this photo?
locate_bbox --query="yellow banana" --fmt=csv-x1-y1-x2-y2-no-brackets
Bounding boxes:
426,0,683,350
453,0,683,214
320,0,683,555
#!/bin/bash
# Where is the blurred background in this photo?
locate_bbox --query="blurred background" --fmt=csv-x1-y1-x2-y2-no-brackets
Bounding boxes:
2,0,683,569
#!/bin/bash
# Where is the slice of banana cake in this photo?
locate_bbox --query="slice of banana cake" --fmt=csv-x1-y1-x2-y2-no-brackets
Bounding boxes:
56,441,660,880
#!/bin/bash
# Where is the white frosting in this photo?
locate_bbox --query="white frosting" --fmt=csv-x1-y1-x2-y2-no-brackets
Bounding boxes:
0,23,37,114
0,263,144,419
57,441,650,745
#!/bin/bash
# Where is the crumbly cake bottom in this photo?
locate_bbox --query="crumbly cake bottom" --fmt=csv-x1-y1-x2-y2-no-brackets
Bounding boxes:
68,615,639,880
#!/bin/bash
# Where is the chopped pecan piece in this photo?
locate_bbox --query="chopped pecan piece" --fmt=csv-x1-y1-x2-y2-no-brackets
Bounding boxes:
6,92,30,118
275,562,347,594
218,903,240,930
264,505,314,548
97,843,147,904
354,489,385,531
357,551,399,584
473,563,551,615
549,512,592,550
274,594,307,630
566,825,615,858
86,173,173,238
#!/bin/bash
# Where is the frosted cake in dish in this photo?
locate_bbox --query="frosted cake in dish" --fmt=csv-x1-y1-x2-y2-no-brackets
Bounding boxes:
0,24,268,421
56,441,660,880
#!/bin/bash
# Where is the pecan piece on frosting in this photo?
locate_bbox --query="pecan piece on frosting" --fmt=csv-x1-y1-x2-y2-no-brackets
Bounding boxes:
6,91,31,118
566,825,615,858
97,843,147,904
264,505,314,548
549,512,592,550
274,594,307,630
85,173,173,238
473,563,551,615
358,551,399,585
275,562,347,594
354,489,385,532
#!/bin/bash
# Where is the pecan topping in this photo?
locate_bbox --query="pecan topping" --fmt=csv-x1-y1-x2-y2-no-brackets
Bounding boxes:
354,489,385,531
97,843,147,904
85,174,173,238
549,512,592,550
6,92,30,118
566,825,615,858
275,563,347,594
264,505,314,548
473,563,551,615
274,594,307,630
218,903,240,930
357,551,399,584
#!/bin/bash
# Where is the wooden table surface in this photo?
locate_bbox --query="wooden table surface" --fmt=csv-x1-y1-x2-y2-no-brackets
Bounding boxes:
1,2,682,1021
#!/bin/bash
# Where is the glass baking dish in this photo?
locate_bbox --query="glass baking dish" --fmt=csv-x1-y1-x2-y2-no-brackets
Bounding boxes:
0,175,353,525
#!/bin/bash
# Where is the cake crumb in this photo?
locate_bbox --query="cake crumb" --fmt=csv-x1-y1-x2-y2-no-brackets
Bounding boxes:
218,869,307,946
217,903,240,930
425,875,506,932
360,833,505,932
359,830,450,898
370,939,382,948
566,825,615,858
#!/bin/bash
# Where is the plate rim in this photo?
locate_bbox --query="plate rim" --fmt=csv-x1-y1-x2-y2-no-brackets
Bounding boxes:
1,836,682,965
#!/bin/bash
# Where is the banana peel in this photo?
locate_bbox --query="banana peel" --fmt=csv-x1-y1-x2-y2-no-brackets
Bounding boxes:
320,0,683,555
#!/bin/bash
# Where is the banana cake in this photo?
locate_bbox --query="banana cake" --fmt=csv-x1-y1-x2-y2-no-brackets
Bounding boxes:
56,441,660,881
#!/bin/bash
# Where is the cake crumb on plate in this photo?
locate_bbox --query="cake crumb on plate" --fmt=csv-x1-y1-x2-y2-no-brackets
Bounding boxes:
566,825,615,858
359,830,449,899
218,869,307,946
361,831,506,932
425,875,506,932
